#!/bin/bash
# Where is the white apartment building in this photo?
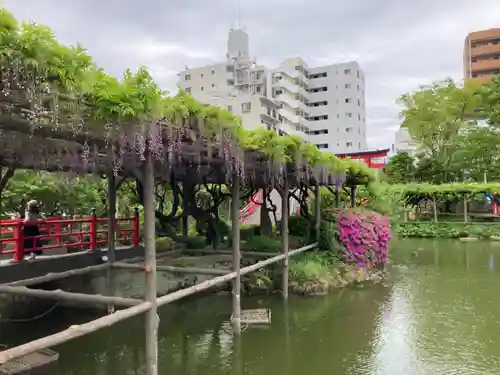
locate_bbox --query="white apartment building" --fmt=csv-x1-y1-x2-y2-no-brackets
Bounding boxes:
177,29,368,153
394,127,418,156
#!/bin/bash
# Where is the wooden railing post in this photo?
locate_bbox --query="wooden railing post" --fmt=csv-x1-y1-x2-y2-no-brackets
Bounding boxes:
89,208,97,252
13,221,24,262
132,207,140,246
54,216,61,245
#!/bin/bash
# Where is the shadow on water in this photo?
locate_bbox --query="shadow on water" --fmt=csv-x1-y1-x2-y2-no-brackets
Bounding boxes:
1,238,500,374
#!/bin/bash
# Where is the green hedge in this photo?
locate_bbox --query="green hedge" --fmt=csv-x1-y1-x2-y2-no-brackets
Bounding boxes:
396,222,500,239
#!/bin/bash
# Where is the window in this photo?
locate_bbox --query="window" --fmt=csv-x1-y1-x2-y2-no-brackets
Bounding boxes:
358,114,361,121
185,87,191,94
256,85,261,93
346,112,352,118
357,70,360,78
316,143,329,149
256,72,261,79
346,142,353,148
308,72,327,79
201,73,204,78
308,101,328,107
357,84,360,91
344,69,351,74
346,127,353,132
345,83,351,89
185,74,191,81
308,86,328,93
212,70,215,74
345,98,352,103
309,115,329,121
242,102,251,112
358,99,361,106
227,105,233,112
306,129,329,135
201,86,204,91
212,83,216,88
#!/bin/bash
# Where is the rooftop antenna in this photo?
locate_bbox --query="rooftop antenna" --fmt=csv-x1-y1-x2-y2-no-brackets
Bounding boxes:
237,3,242,29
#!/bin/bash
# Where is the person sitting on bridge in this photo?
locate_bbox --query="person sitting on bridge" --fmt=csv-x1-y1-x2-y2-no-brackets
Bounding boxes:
23,200,46,260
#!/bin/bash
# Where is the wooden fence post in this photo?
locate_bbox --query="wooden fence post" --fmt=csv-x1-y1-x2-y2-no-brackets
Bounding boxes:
132,207,140,246
89,208,97,251
281,174,289,299
231,172,241,334
13,221,24,262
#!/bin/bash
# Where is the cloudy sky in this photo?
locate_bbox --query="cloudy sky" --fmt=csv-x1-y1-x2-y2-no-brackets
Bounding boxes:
4,0,500,149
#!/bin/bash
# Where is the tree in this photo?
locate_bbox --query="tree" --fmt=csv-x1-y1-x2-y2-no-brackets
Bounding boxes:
386,152,416,183
397,79,482,180
480,75,500,127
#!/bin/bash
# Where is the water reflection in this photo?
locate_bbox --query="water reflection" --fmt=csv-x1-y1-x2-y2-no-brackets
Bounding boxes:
2,239,500,374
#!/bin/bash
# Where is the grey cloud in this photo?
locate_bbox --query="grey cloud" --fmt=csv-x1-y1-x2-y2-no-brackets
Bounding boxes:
4,0,500,149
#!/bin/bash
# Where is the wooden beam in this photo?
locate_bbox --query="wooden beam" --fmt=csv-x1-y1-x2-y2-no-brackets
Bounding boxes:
0,285,141,307
4,264,109,287
156,243,318,308
111,262,230,275
182,249,277,258
106,165,117,314
0,301,152,365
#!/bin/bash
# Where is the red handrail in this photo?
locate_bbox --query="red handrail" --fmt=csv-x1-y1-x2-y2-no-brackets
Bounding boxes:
0,209,140,262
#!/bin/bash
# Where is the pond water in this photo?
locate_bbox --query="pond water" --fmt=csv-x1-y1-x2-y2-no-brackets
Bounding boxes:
2,238,500,375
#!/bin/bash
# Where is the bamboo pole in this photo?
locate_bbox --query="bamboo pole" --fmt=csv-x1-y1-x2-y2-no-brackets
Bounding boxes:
4,263,109,287
315,183,321,243
106,167,117,314
230,172,241,334
281,175,289,299
0,301,152,364
156,243,318,307
0,285,142,307
350,186,357,207
0,242,318,365
182,249,277,258
111,262,230,275
143,152,158,375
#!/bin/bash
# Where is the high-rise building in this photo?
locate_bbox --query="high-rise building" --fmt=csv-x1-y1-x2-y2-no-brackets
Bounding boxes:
177,29,367,153
464,28,500,83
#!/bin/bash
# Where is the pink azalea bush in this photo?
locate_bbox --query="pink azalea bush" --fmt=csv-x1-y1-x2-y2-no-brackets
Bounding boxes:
330,209,391,268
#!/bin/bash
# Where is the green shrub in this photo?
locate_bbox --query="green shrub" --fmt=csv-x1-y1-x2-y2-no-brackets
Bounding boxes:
240,224,261,240
155,237,174,252
185,236,207,249
396,222,500,239
290,252,340,283
244,235,280,253
287,216,310,237
318,221,340,255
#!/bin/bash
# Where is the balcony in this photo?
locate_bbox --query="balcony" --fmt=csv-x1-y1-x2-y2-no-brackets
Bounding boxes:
278,108,300,124
273,79,299,94
471,58,500,72
275,94,300,110
471,43,500,58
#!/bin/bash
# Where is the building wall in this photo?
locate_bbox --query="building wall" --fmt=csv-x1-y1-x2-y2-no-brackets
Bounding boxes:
464,28,500,84
307,61,367,154
394,127,418,156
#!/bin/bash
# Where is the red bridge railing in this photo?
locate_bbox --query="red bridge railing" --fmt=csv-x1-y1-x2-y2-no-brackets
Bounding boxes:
0,209,140,262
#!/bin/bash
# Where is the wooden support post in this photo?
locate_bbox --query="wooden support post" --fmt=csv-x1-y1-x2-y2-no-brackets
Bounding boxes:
281,175,289,299
0,285,141,307
230,172,241,334
463,198,468,223
107,167,117,314
432,196,438,223
335,187,341,208
182,182,188,237
143,152,158,375
315,183,321,243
